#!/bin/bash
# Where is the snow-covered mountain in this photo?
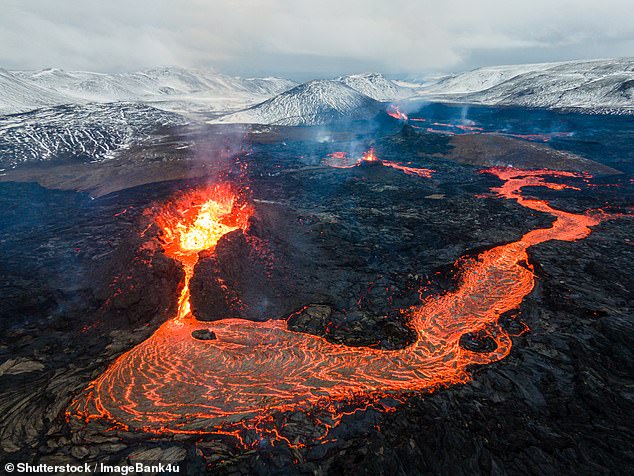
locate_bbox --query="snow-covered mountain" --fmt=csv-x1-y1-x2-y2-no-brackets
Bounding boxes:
217,80,382,126
418,58,634,112
1,68,359,169
336,73,413,101
0,69,71,115
14,67,297,101
0,103,187,168
1,68,297,115
421,63,556,95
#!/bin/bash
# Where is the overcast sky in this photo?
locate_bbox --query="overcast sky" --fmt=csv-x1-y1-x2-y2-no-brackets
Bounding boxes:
1,0,633,79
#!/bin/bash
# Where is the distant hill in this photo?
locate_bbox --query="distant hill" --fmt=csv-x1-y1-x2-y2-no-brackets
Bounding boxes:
217,80,383,126
336,72,413,101
417,58,634,113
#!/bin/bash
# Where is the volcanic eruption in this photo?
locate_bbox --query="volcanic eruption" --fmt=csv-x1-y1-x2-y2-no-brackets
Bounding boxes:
68,157,617,447
324,148,435,178
387,104,408,121
152,184,252,324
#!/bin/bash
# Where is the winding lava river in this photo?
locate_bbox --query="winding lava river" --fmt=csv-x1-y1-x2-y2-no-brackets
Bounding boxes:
69,164,614,446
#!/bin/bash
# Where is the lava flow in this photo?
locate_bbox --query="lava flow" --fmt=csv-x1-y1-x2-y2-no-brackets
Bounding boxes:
69,165,613,446
324,148,435,178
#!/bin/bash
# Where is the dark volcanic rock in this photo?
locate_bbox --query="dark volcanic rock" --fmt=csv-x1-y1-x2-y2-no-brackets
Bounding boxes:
90,237,183,329
287,304,332,337
0,181,185,459
190,205,341,322
459,329,498,353
191,329,217,340
444,133,620,175
327,310,416,350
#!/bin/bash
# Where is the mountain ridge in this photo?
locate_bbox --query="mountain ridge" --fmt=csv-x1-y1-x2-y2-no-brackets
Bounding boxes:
1,58,632,119
1,67,297,115
417,58,634,112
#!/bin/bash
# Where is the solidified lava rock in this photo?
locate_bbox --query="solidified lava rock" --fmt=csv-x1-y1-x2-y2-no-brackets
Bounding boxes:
287,304,332,337
190,205,339,322
498,310,529,336
0,277,57,329
0,181,187,459
327,310,416,350
189,230,251,320
191,329,216,340
444,133,620,175
459,330,498,353
90,234,183,329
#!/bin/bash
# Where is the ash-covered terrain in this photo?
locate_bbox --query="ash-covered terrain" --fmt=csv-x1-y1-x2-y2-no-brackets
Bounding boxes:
0,75,633,476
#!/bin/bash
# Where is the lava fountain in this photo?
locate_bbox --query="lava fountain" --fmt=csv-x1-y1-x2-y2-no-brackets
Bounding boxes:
153,184,252,323
68,166,614,446
387,104,408,121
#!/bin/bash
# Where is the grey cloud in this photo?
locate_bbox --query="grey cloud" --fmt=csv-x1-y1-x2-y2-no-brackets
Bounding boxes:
1,0,632,77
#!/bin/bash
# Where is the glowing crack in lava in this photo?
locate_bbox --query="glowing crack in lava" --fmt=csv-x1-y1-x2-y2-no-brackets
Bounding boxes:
324,148,435,178
69,166,614,445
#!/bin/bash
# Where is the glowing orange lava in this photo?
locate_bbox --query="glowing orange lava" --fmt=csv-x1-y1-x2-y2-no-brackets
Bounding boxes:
152,185,252,323
361,148,379,162
324,148,435,178
68,167,614,446
387,105,408,121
